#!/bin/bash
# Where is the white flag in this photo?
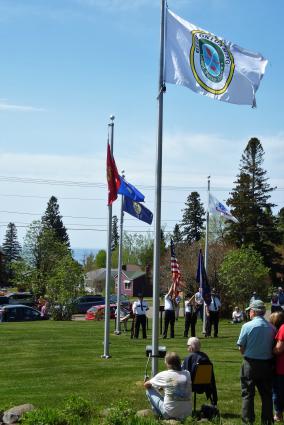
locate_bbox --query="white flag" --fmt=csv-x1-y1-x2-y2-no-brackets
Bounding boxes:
209,194,238,223
165,9,268,107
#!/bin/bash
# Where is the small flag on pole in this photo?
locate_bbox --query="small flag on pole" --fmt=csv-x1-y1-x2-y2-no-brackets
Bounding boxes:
118,178,145,202
209,193,238,223
106,143,120,206
123,197,153,224
196,249,211,305
165,8,268,107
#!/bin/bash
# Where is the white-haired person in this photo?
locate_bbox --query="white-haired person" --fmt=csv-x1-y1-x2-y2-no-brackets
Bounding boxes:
144,352,192,420
182,337,218,406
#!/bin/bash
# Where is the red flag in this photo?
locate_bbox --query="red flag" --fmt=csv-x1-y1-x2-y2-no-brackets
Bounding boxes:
170,239,182,297
106,143,120,205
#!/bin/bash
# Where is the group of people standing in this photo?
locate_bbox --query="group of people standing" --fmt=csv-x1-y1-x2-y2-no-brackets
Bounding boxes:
131,284,222,340
163,282,221,339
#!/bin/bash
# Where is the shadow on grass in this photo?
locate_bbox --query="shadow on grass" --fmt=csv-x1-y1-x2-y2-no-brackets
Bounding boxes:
221,413,240,419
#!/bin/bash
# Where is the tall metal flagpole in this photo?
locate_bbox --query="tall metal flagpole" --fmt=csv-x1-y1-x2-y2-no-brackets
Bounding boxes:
102,115,115,359
151,0,166,377
202,175,210,334
115,171,125,335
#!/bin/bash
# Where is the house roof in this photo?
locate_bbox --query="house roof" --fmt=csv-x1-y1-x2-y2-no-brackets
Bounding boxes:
86,268,117,282
114,270,145,280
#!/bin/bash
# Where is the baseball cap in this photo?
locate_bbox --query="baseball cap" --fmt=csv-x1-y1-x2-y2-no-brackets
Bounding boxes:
246,299,266,312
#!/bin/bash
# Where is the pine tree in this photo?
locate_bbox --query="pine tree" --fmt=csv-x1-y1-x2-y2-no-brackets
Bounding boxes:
2,222,22,283
41,196,70,246
180,192,205,244
172,224,183,244
111,215,119,251
227,137,282,279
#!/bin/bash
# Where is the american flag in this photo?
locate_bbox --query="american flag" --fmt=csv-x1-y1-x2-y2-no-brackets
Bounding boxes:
170,239,181,282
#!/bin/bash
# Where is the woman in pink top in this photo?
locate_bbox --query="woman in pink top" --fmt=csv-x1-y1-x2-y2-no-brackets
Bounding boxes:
271,311,284,422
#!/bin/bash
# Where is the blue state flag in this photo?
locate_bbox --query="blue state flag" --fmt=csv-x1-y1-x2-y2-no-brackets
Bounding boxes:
118,177,145,202
196,249,211,305
123,197,153,225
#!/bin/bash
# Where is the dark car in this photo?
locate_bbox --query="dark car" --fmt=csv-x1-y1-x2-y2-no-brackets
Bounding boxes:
6,292,36,307
109,294,132,310
72,295,105,314
0,305,48,322
0,296,9,306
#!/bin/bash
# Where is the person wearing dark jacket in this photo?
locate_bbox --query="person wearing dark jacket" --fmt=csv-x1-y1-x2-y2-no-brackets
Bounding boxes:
182,337,218,406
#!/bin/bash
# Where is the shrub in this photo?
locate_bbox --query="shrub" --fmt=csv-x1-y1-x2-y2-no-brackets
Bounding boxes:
21,407,68,425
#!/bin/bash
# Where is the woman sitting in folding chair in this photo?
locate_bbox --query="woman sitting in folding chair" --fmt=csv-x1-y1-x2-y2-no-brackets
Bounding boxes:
182,337,218,408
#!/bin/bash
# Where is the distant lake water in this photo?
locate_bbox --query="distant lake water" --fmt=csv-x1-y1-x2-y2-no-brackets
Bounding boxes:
72,248,99,264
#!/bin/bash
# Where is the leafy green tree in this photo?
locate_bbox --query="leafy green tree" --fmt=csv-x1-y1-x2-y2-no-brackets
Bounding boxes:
111,215,119,251
22,220,42,267
42,196,70,246
277,208,284,244
172,224,183,244
2,222,22,284
82,252,96,272
95,250,106,268
180,192,205,244
227,137,282,279
219,246,269,310
46,254,84,320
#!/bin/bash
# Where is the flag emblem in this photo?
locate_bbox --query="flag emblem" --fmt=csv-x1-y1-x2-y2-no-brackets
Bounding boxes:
133,202,142,215
190,30,235,94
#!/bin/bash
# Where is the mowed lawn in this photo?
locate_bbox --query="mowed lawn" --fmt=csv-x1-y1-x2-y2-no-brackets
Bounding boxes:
0,317,263,423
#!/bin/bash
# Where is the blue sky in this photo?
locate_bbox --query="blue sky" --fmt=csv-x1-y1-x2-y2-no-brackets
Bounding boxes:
0,0,283,251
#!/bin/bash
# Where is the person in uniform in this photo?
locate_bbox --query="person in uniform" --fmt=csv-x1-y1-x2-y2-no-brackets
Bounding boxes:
163,282,176,339
205,289,221,337
132,293,148,339
184,293,197,338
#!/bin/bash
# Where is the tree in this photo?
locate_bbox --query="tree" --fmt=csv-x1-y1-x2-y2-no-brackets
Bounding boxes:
219,246,269,311
41,196,70,246
95,250,106,269
111,216,119,251
2,222,22,284
172,224,183,244
82,252,96,272
180,192,205,244
277,208,284,244
227,137,282,279
22,220,42,267
46,255,84,320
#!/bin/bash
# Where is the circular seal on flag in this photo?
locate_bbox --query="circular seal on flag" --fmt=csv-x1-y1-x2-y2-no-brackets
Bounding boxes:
190,30,235,95
133,202,142,215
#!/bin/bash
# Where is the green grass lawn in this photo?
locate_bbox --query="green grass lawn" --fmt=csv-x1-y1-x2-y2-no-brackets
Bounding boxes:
0,317,264,424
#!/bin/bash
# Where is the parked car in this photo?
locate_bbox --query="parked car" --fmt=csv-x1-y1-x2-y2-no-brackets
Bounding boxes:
0,296,9,306
6,292,36,307
109,294,132,309
0,305,49,322
72,295,105,314
85,304,116,321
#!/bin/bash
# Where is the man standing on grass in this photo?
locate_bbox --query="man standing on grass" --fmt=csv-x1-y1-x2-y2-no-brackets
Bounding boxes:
237,300,275,425
132,293,148,339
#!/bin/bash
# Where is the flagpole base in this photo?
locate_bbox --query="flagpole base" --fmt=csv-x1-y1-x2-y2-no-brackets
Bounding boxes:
101,354,112,359
114,331,121,335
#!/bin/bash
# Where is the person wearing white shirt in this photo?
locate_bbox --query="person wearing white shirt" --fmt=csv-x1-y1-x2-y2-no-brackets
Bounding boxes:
232,306,244,324
163,282,176,339
205,289,221,337
184,293,197,338
194,288,204,321
132,293,148,338
144,352,192,420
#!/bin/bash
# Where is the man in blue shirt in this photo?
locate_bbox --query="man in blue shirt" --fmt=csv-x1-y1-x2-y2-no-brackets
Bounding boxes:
237,299,275,425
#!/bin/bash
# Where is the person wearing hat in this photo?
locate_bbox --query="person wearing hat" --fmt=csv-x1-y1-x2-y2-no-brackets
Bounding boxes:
237,299,276,425
132,293,149,339
163,282,176,339
183,293,197,338
205,289,221,337
277,287,284,307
